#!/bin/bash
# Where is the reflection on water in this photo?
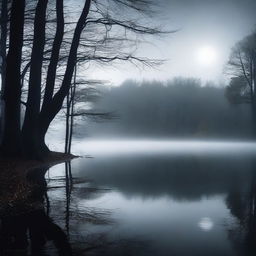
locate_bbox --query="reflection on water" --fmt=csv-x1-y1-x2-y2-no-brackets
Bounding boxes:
0,167,72,256
2,140,256,255
198,217,214,231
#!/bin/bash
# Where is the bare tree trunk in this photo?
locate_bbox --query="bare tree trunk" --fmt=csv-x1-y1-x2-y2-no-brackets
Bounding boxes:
0,0,8,145
41,0,64,112
38,0,91,155
67,65,77,154
37,0,64,157
65,63,77,154
0,0,7,91
1,0,25,156
22,0,48,158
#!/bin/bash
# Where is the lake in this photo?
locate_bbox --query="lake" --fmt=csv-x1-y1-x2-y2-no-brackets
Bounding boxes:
18,141,256,255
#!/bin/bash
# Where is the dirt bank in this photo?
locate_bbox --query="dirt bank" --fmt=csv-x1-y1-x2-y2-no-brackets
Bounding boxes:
0,151,78,215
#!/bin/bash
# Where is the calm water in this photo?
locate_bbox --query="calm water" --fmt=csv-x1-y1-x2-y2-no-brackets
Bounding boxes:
45,140,256,256
2,140,256,255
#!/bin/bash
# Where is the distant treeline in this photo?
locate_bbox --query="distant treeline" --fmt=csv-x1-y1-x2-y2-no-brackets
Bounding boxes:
83,78,252,139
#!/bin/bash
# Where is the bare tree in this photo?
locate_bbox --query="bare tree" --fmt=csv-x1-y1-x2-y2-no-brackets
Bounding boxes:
0,0,8,143
0,0,164,159
64,65,114,154
225,32,256,133
1,0,25,155
225,32,256,103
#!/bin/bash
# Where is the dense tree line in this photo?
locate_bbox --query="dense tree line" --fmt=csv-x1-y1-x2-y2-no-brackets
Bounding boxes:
83,79,252,138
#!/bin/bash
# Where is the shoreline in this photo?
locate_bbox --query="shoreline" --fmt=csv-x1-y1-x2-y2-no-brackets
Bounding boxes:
0,151,79,214
0,151,78,173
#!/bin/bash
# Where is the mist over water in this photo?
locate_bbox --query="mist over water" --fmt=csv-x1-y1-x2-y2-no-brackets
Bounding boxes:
40,139,256,256
42,79,256,255
73,139,256,156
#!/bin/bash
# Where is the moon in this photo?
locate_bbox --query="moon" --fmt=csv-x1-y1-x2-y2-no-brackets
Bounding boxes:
196,46,218,66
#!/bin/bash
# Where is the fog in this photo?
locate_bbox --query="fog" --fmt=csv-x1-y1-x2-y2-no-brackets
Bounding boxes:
73,140,256,156
75,79,252,140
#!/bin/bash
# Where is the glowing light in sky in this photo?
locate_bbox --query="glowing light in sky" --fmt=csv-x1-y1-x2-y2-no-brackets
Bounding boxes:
196,46,218,66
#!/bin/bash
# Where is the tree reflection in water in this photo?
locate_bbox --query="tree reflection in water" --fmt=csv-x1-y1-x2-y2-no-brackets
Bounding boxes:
0,209,72,255
226,161,256,256
0,166,72,255
0,163,113,255
0,162,148,256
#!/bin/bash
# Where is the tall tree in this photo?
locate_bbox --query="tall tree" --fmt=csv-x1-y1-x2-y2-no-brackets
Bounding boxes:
225,32,256,133
226,33,256,101
1,0,25,155
22,0,49,156
0,0,8,144
37,0,92,159
0,0,162,159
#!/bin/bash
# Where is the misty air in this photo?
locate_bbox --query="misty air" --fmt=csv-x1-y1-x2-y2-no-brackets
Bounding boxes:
0,0,256,255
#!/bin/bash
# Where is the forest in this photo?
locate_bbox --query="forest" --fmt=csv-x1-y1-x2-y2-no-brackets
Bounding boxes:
82,79,252,139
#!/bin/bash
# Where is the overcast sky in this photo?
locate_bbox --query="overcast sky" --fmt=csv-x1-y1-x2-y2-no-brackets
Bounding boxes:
89,0,256,86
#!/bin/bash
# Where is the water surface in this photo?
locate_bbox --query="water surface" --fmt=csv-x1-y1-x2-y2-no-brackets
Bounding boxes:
34,141,256,255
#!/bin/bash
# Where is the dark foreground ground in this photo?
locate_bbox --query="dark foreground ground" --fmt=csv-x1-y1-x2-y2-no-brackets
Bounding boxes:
0,152,79,255
0,152,76,215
